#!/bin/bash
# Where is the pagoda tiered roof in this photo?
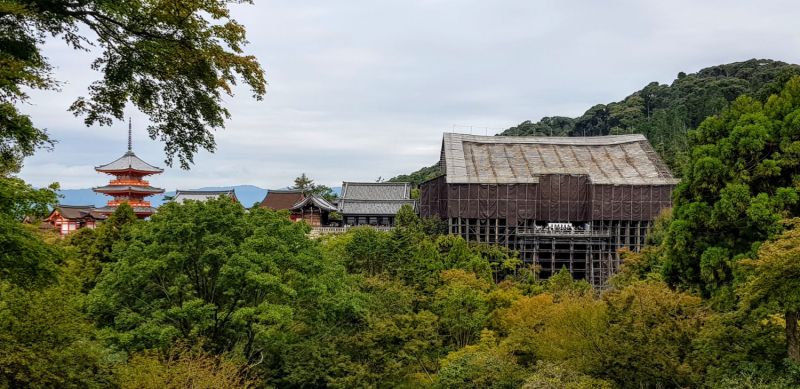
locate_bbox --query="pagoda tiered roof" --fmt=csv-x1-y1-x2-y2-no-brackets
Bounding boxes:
93,122,164,218
95,151,164,174
93,205,160,215
93,185,165,194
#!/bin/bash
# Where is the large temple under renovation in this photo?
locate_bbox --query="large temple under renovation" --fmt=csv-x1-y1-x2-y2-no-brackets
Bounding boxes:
419,133,678,286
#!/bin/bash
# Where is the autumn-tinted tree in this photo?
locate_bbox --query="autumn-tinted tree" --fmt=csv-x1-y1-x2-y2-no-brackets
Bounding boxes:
740,219,800,362
437,329,528,389
113,347,258,389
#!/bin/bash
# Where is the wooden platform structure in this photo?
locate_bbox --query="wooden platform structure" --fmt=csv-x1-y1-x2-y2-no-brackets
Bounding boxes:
420,133,679,286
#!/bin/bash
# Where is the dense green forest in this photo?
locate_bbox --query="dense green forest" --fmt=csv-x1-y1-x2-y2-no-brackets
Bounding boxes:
394,59,800,184
6,76,800,387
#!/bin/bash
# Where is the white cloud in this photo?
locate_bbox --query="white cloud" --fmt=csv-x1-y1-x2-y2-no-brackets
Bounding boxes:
17,0,800,190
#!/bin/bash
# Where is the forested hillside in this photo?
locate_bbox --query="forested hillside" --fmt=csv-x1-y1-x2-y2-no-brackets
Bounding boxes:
394,59,800,184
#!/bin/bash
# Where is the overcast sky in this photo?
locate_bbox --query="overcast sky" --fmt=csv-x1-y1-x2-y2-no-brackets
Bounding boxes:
16,0,800,190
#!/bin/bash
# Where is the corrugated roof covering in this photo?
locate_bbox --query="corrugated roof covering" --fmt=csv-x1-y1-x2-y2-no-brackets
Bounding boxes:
95,151,164,173
341,182,411,200
259,190,305,210
173,190,236,203
441,133,679,185
338,199,418,215
290,194,337,212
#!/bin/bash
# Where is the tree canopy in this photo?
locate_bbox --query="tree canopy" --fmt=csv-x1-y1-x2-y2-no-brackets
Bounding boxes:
663,76,800,300
291,173,339,201
0,0,266,169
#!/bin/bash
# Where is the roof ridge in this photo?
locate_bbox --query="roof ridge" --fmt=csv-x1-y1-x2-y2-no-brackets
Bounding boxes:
339,199,417,202
445,132,648,143
176,189,234,194
341,181,411,185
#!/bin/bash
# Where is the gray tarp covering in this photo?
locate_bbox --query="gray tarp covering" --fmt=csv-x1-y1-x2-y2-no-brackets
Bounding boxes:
420,174,674,222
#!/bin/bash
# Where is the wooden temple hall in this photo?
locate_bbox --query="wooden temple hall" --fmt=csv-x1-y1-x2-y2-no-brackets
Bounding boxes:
419,133,679,286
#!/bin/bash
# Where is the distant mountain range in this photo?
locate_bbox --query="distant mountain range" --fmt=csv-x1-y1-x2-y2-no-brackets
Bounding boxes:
57,185,342,208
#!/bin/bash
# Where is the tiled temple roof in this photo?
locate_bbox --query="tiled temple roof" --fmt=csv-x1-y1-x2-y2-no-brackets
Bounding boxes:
337,182,417,216
341,182,411,200
337,199,418,215
259,189,305,210
46,205,107,220
290,194,337,212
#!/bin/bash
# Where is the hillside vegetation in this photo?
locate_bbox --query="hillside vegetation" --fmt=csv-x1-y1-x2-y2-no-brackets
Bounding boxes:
394,59,800,184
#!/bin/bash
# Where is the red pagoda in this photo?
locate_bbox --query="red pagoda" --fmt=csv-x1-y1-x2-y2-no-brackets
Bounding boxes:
93,120,165,218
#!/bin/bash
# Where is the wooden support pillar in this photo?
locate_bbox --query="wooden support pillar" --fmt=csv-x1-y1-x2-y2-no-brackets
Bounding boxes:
615,223,621,271
587,243,593,285
495,219,499,246
600,241,607,285
636,221,642,252
569,239,574,278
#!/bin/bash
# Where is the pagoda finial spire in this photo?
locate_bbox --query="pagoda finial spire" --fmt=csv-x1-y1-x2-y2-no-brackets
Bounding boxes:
128,117,132,152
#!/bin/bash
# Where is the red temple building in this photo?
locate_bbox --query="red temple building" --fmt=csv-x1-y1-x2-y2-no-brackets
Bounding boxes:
92,122,165,218
42,205,107,235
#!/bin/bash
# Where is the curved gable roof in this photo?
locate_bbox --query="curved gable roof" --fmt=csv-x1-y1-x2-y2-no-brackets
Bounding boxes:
289,194,337,212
